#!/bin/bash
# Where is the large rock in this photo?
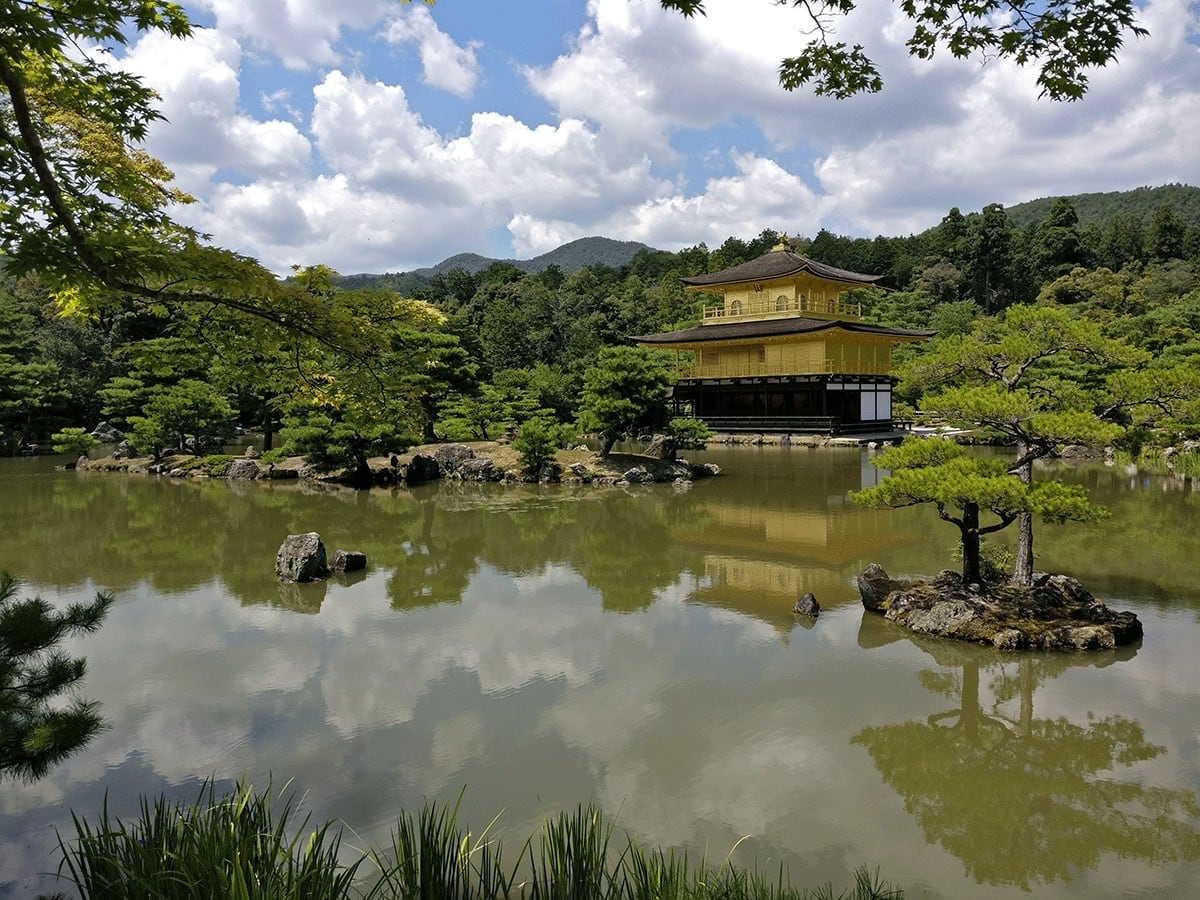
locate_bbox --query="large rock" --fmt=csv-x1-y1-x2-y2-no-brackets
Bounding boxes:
225,458,260,480
404,454,440,484
857,564,1142,651
856,563,914,612
458,458,496,481
622,466,655,484
275,532,329,583
651,459,693,482
434,443,475,474
643,434,678,460
90,421,124,443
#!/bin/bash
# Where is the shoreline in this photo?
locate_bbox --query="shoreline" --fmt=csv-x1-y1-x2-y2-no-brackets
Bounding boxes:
73,440,721,488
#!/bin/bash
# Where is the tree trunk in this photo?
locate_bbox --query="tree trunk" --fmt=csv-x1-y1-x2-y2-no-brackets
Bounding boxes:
350,455,372,489
1012,441,1035,586
262,407,275,452
600,432,617,457
960,502,983,586
420,394,438,443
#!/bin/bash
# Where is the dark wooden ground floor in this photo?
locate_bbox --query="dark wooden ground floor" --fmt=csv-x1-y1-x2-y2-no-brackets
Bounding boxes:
670,373,900,435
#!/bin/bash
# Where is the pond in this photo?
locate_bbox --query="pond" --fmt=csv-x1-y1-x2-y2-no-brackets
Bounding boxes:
1,447,1198,898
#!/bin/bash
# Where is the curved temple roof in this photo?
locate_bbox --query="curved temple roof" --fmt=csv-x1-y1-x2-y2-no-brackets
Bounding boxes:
681,249,883,289
631,317,934,346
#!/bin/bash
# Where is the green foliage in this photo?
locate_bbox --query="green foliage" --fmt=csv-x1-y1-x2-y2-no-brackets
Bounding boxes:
56,779,905,900
577,347,673,456
376,791,510,900
854,437,1106,585
124,379,236,457
389,324,478,442
666,417,713,448
950,540,1016,585
281,408,409,481
0,286,60,452
1,572,112,782
57,777,363,900
51,426,98,457
660,0,1146,99
900,304,1143,583
439,372,558,442
512,417,572,474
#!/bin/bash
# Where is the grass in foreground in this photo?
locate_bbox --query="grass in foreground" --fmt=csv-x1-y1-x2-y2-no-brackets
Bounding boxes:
52,779,902,900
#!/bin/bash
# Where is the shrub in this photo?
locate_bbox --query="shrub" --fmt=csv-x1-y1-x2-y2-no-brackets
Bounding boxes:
51,427,99,457
665,417,712,448
513,417,570,474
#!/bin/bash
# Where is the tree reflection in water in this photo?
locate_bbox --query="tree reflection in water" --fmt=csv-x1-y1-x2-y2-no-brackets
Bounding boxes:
852,630,1200,889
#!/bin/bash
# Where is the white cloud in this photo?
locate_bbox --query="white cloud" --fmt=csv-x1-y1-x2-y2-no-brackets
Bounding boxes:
195,0,391,68
111,0,1200,272
120,28,311,193
384,5,482,97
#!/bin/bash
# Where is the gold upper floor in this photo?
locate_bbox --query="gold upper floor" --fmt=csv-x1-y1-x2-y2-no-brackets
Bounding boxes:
694,273,865,326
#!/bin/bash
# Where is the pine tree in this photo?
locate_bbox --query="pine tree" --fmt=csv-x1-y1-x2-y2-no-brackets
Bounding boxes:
1,572,113,781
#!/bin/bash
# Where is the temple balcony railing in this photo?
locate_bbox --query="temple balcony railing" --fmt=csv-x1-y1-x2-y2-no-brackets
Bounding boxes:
702,297,861,323
674,359,892,379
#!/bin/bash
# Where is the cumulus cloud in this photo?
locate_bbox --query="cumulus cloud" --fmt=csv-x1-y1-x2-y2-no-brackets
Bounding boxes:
384,4,482,97
120,28,311,193
113,0,1200,272
194,0,391,68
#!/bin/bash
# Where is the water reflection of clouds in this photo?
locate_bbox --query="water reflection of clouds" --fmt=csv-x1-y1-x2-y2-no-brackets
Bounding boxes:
5,562,1200,897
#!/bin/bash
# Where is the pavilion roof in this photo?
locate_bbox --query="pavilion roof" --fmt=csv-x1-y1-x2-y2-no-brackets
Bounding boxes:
631,317,934,345
681,249,883,289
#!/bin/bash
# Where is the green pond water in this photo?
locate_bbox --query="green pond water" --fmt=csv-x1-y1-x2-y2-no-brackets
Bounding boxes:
1,447,1198,898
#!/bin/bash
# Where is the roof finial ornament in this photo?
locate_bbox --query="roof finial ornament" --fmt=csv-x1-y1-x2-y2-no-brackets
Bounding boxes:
772,232,790,252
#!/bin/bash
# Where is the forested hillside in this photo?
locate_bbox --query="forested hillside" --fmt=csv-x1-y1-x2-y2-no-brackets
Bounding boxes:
4,189,1199,469
1005,184,1200,230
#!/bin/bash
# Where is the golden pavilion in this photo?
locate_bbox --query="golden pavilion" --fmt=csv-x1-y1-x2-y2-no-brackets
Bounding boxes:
631,242,933,434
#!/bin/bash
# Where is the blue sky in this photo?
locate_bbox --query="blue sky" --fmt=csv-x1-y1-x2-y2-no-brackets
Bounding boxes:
112,0,1200,274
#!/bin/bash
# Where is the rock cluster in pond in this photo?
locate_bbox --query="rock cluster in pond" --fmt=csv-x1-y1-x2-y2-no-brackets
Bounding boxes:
275,533,367,583
81,437,723,489
856,564,1142,651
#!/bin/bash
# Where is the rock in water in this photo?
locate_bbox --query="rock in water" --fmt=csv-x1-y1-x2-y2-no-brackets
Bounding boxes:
793,592,821,618
331,549,367,573
275,533,329,583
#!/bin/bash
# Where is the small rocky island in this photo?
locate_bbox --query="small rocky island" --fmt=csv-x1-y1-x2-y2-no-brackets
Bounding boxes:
856,564,1142,651
78,439,721,487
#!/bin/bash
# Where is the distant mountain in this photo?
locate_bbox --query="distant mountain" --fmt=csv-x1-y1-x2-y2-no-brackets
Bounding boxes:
336,236,654,292
1003,183,1200,229
416,252,498,277
412,236,654,278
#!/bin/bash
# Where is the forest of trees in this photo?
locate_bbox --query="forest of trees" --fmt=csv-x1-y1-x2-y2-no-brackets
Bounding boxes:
4,190,1200,468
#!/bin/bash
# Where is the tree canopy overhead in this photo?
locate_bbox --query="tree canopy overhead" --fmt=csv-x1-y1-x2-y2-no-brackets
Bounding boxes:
0,0,398,360
659,0,1147,100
